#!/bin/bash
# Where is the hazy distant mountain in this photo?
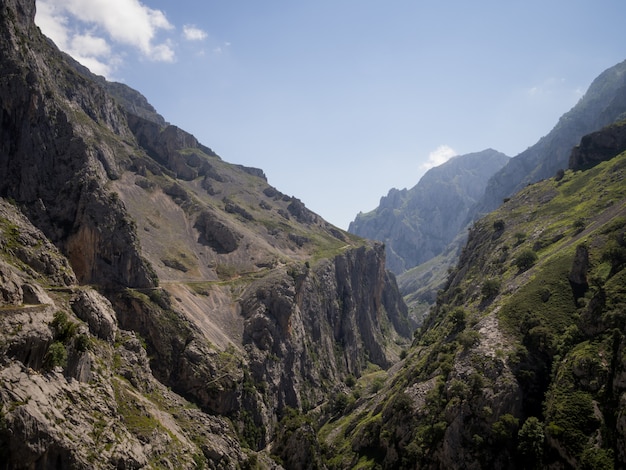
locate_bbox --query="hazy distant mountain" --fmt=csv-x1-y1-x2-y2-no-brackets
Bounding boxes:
473,59,626,217
349,149,509,274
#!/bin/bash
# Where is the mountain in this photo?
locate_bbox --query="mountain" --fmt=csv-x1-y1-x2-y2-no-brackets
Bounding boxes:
353,60,626,327
349,149,509,274
319,121,626,469
3,0,626,468
0,0,411,467
474,59,626,217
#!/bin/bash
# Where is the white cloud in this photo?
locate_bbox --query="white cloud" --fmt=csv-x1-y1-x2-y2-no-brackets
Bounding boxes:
55,0,173,59
422,145,457,170
526,77,570,98
35,1,70,50
183,25,207,41
212,42,231,56
71,33,111,57
36,0,176,77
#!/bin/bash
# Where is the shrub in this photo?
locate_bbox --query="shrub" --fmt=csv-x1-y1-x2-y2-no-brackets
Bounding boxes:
493,219,505,232
370,377,386,393
447,379,469,400
579,446,614,470
572,218,586,233
515,250,538,272
331,392,353,414
44,341,67,370
491,413,519,442
481,279,501,300
50,311,77,342
450,308,467,328
601,239,626,274
514,232,527,246
517,417,544,467
458,330,480,350
74,334,91,352
344,375,356,388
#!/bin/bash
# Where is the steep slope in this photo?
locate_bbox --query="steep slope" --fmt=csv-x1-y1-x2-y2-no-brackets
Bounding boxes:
0,198,247,468
349,149,509,274
474,59,626,217
319,125,626,469
0,0,411,467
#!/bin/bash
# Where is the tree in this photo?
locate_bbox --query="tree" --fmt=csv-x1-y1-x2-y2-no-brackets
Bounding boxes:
515,250,538,272
517,417,544,469
481,279,501,300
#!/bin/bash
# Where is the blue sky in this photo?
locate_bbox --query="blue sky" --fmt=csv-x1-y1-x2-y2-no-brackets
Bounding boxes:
36,1,626,229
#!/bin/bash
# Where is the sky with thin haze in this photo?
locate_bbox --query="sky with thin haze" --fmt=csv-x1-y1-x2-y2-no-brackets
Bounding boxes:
36,0,626,229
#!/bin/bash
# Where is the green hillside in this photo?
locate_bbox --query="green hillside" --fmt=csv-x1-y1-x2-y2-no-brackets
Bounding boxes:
316,141,626,468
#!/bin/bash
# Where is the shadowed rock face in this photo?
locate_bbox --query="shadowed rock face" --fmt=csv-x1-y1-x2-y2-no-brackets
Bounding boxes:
0,0,156,288
569,120,626,171
194,210,242,253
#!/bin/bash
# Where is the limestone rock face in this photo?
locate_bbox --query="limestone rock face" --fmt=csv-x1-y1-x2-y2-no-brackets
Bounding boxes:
194,210,242,253
0,201,244,469
0,0,155,289
70,289,118,342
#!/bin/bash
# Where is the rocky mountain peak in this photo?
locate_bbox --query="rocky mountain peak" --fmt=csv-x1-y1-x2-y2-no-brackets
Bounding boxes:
2,0,36,32
349,148,509,274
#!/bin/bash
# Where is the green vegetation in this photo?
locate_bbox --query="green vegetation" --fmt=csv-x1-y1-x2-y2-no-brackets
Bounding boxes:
514,249,538,272
43,341,67,370
113,380,165,441
481,278,501,300
0,218,20,255
316,151,626,468
50,310,78,342
517,417,544,468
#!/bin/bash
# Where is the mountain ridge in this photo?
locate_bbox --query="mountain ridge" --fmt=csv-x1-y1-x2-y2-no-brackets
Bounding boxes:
349,149,509,274
0,0,411,467
473,58,626,217
2,0,626,468
320,123,626,468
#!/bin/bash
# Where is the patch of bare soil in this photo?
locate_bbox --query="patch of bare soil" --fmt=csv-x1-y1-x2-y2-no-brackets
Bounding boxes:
475,307,511,357
164,282,243,349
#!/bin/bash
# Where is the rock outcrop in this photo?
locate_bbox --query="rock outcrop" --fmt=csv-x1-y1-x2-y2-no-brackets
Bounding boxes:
0,0,156,288
569,119,626,171
0,198,246,468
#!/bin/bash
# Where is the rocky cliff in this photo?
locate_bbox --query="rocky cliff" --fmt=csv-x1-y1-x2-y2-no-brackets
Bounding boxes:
319,131,626,469
349,149,509,274
0,0,411,467
0,198,246,468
